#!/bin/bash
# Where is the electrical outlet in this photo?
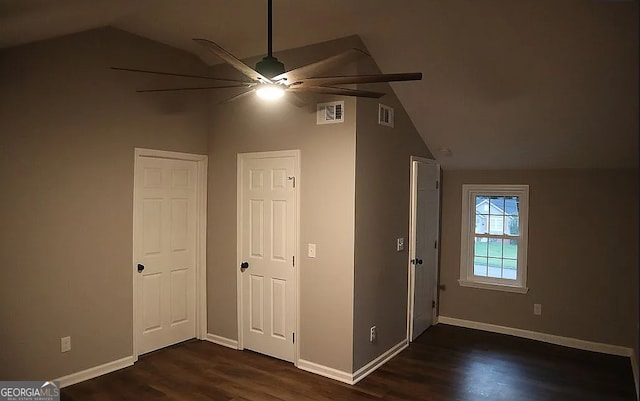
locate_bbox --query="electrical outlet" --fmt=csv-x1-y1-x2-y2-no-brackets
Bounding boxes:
61,336,71,353
396,238,404,251
534,304,542,316
370,326,377,343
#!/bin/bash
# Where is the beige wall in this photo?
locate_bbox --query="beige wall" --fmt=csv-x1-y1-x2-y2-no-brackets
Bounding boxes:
352,61,432,370
0,28,208,380
206,37,363,373
439,169,638,349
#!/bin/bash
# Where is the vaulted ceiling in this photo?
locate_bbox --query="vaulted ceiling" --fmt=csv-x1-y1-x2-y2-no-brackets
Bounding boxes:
1,0,637,169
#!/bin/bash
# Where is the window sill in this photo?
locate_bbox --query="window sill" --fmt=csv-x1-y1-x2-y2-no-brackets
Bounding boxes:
458,279,529,294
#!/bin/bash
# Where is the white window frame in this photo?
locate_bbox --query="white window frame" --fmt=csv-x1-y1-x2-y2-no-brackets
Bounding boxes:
459,184,529,294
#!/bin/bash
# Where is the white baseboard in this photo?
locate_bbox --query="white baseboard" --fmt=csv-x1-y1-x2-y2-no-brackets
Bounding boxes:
205,333,239,350
55,356,134,388
297,339,408,385
352,339,408,384
438,316,633,357
297,359,353,384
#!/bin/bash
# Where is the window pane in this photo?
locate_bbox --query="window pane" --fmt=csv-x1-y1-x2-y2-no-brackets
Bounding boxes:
505,196,519,216
505,216,519,236
474,257,488,277
502,265,517,279
488,258,502,278
476,195,489,213
505,239,518,259
490,196,505,213
503,258,517,269
488,238,503,257
474,237,488,256
489,216,504,235
503,256,517,280
503,238,518,280
475,214,488,234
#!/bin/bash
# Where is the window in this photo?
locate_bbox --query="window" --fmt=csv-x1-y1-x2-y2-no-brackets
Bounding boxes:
459,184,529,293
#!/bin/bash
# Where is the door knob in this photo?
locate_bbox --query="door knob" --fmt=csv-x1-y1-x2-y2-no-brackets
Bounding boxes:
240,261,249,270
137,263,145,273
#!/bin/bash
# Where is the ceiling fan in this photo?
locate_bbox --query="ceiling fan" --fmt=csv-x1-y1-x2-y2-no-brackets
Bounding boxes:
112,0,422,103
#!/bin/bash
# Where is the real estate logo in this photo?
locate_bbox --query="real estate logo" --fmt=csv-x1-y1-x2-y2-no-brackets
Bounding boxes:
0,381,60,401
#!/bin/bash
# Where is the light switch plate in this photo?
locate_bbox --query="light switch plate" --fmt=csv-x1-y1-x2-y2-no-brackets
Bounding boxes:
534,304,542,315
308,243,316,258
396,238,404,251
61,336,71,353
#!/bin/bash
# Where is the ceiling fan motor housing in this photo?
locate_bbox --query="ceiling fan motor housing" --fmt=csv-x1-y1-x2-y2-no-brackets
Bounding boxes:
256,56,286,80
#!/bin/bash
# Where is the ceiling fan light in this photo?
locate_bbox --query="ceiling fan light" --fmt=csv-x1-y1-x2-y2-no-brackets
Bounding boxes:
256,84,285,100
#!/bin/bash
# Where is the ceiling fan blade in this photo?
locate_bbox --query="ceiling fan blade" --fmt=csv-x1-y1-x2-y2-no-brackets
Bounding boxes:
292,72,423,88
111,67,252,84
288,86,385,98
193,38,271,83
135,84,252,93
221,89,256,103
272,48,369,84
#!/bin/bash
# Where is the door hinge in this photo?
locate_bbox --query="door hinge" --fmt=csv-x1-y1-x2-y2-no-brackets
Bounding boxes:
436,181,439,189
434,240,438,249
293,332,295,344
432,300,436,308
288,176,296,188
292,255,295,267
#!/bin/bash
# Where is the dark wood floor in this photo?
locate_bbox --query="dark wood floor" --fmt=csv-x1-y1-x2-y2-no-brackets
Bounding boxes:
62,324,636,401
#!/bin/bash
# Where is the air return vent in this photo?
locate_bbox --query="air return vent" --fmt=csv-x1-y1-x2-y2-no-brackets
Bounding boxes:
317,101,344,124
378,104,394,128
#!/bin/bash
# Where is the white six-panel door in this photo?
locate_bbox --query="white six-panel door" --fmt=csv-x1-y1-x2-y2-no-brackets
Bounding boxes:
134,156,198,355
238,151,298,362
409,159,440,341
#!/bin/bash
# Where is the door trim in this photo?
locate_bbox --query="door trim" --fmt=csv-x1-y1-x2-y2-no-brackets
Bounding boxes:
406,156,441,341
132,148,208,361
236,149,300,365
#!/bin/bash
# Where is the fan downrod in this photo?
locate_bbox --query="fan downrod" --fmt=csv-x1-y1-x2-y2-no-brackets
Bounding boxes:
255,0,285,79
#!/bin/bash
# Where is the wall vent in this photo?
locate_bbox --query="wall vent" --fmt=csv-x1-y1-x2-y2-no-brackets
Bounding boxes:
378,104,394,128
317,101,345,124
